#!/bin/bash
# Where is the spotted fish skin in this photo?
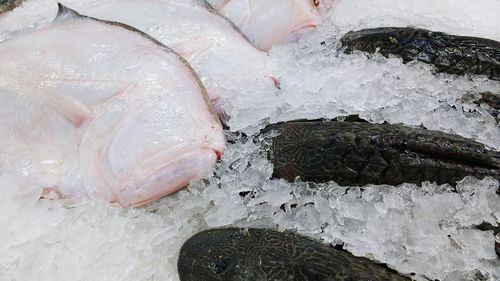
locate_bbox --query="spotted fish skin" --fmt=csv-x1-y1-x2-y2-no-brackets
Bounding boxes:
0,0,23,13
178,228,411,281
340,27,500,81
263,119,500,186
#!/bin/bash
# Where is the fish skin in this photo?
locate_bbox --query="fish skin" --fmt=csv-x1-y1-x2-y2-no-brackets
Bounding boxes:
195,0,253,45
0,4,225,207
340,27,500,81
66,0,279,129
178,228,411,281
262,118,499,187
208,0,321,51
0,0,23,14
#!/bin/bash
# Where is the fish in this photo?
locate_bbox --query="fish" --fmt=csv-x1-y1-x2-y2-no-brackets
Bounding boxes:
340,27,500,81
207,0,321,51
63,0,279,128
0,4,225,207
262,118,500,187
0,0,23,14
178,228,411,281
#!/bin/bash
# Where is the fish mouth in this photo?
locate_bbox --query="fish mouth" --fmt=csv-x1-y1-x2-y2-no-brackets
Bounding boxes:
109,141,225,207
287,20,318,43
293,22,318,33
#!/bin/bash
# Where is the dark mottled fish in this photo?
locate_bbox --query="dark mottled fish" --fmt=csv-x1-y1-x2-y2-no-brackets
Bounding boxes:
340,27,500,81
262,118,500,187
0,0,23,13
178,228,411,281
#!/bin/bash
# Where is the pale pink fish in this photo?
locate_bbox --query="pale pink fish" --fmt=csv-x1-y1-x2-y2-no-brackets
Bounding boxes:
0,4,225,207
208,0,321,50
67,0,280,129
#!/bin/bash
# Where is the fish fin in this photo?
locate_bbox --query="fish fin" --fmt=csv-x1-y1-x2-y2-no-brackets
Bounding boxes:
195,0,216,11
54,2,86,22
46,91,92,127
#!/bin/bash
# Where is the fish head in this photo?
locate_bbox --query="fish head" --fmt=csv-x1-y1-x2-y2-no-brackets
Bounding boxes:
178,228,267,281
79,82,226,207
223,0,321,50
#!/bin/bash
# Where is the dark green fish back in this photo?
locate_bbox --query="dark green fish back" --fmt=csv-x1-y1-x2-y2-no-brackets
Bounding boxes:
178,228,411,281
340,27,500,81
263,119,500,186
0,0,23,14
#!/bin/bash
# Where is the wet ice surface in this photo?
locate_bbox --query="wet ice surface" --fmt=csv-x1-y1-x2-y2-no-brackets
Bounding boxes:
1,0,500,280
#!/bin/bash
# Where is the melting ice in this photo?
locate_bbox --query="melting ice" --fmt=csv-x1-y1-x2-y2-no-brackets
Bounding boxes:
1,0,499,280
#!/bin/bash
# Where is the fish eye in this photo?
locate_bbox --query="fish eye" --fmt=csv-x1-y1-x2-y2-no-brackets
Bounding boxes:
210,257,231,274
312,0,320,7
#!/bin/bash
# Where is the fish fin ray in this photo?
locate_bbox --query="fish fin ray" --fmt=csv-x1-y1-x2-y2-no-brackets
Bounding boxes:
54,3,87,22
195,0,215,10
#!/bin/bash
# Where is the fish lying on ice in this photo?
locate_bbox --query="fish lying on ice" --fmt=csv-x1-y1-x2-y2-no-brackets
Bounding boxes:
263,118,500,187
1,0,315,128
178,228,411,281
207,0,321,50
340,27,500,81
60,0,280,129
0,4,225,207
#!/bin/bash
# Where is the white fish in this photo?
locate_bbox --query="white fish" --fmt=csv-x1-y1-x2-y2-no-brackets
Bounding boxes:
65,0,280,129
208,0,321,50
0,0,282,130
0,4,225,207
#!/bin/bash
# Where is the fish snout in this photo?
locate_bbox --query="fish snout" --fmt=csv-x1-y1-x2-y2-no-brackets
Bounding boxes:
178,229,243,281
111,140,225,207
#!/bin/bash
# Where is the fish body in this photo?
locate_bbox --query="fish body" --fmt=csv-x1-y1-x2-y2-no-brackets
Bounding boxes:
263,119,500,186
0,5,225,206
207,0,321,50
67,0,278,127
341,27,500,81
178,228,411,281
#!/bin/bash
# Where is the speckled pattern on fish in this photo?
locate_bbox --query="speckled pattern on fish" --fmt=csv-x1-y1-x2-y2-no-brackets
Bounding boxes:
178,228,411,281
263,118,500,187
341,27,500,81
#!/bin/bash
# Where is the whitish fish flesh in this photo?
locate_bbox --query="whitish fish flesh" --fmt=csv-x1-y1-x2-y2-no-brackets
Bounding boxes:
0,5,225,207
65,0,280,127
207,0,321,50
